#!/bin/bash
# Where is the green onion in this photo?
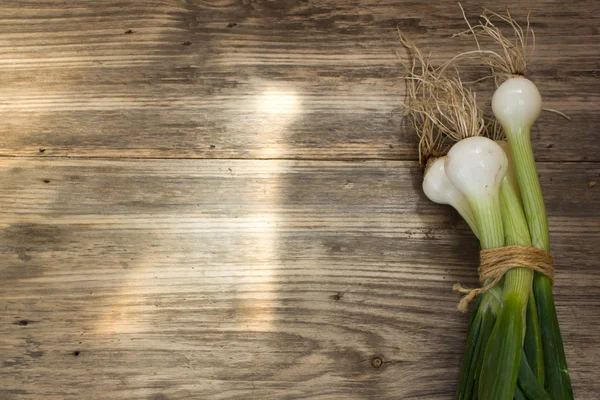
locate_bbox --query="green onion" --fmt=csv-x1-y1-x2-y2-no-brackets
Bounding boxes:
423,156,479,237
457,286,502,399
515,385,528,400
478,166,534,400
493,76,574,400
524,290,545,386
398,14,573,397
517,349,551,400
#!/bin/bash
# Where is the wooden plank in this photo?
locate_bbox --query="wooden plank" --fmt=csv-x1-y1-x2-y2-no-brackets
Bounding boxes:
1,159,598,399
0,0,598,161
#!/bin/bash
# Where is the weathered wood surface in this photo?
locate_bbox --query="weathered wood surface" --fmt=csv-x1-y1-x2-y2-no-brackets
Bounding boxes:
1,160,599,399
1,1,599,400
0,0,598,161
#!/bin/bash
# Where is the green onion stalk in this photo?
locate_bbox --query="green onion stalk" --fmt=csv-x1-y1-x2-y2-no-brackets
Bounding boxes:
420,155,504,400
475,155,533,400
497,140,546,387
477,149,536,400
445,137,519,399
493,76,573,399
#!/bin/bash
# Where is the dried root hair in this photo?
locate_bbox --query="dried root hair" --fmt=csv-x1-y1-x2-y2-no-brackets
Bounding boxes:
483,117,506,141
455,7,571,121
398,33,445,165
399,31,486,166
454,5,534,80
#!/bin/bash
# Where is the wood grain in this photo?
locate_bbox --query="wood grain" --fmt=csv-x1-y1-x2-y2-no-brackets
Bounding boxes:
0,0,598,161
1,1,599,399
1,159,599,399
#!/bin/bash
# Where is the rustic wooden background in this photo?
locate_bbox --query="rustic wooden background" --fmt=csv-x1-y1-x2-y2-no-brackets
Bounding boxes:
1,1,598,399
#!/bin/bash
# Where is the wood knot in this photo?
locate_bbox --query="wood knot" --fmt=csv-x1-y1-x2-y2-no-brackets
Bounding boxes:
371,357,383,368
330,292,343,301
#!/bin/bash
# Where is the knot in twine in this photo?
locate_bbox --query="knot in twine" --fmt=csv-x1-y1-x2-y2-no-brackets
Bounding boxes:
454,245,554,312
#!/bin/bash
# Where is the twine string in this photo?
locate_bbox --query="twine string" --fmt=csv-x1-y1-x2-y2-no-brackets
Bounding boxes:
454,245,554,312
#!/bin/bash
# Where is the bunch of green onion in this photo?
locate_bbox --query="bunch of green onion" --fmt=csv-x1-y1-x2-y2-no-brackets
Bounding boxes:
400,9,573,400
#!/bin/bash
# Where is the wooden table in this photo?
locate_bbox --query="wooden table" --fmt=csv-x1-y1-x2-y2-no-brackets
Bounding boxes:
1,1,598,399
